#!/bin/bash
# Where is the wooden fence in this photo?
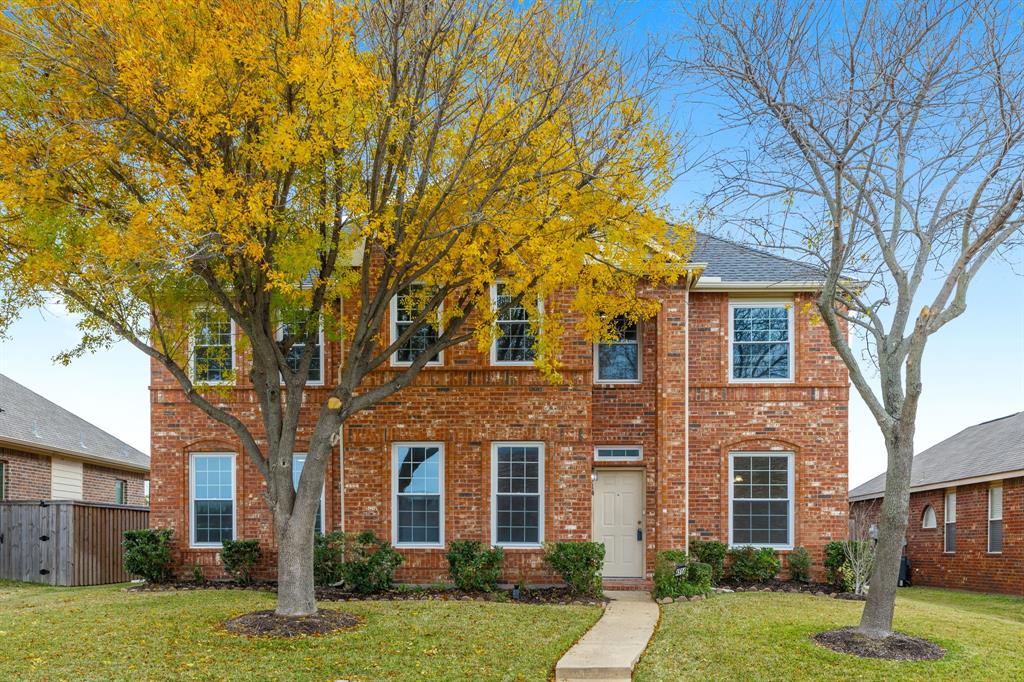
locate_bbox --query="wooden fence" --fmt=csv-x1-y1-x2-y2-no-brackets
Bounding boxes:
0,500,149,586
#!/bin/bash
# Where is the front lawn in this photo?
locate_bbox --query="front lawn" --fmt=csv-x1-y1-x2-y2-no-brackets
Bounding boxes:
0,581,601,681
636,587,1024,681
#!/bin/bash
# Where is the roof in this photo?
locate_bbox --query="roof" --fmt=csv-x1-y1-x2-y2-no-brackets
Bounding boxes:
0,373,150,472
689,232,827,287
849,412,1024,500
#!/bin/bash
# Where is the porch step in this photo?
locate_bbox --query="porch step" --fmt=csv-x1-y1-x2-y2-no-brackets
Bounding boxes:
602,578,653,591
555,591,659,681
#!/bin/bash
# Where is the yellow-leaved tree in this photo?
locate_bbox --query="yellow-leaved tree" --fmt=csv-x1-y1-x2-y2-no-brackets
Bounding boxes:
0,0,690,617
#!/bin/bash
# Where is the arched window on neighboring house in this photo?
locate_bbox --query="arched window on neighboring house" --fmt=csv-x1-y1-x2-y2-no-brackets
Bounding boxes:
921,505,937,529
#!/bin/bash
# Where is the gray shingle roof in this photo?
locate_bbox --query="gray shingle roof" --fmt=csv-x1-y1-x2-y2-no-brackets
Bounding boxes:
0,373,149,471
849,412,1024,499
689,232,826,284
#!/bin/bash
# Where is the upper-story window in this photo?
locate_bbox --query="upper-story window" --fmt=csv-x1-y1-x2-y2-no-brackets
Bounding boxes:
491,282,538,365
391,284,442,366
277,316,323,384
192,310,234,383
595,318,640,383
729,302,794,382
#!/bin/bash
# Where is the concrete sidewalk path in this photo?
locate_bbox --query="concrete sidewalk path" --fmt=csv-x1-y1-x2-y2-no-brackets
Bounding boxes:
555,590,659,681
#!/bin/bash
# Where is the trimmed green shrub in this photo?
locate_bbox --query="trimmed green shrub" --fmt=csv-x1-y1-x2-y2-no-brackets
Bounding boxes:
823,540,847,587
122,528,173,583
727,546,780,582
689,539,727,583
787,546,812,583
221,539,262,585
654,551,712,599
446,540,504,592
314,531,347,587
543,541,605,596
340,531,403,594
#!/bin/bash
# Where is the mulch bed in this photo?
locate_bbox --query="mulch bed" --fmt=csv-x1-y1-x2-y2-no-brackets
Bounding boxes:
223,609,360,638
813,627,945,661
721,579,865,600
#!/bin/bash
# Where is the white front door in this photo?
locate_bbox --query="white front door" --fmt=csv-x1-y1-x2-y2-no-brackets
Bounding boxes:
592,469,644,578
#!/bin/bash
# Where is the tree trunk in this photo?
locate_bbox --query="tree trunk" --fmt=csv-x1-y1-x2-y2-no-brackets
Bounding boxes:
274,514,317,617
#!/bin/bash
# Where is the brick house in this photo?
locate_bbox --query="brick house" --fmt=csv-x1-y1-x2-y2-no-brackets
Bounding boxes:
150,232,850,584
849,412,1022,596
0,373,149,506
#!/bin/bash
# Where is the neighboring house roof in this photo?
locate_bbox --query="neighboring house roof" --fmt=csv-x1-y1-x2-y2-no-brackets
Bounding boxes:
689,232,827,288
849,412,1024,501
0,373,150,472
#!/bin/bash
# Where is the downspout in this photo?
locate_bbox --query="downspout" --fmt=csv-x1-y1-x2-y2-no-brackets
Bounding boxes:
684,277,691,554
337,295,345,533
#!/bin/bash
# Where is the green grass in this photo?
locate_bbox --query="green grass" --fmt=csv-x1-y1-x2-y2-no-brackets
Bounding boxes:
636,587,1024,681
0,581,601,681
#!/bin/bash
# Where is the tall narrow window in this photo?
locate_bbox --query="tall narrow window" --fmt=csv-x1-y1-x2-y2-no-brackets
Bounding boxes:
0,461,6,501
729,453,793,548
114,479,127,505
729,303,793,381
393,444,444,547
988,485,1003,553
596,318,640,383
492,443,544,546
277,317,323,383
391,284,442,366
944,490,956,553
192,310,234,383
492,282,538,364
292,454,324,534
190,454,235,547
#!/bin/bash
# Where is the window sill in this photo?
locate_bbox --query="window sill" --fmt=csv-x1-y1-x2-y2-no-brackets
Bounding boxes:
594,380,642,387
188,545,224,551
727,378,795,385
389,361,444,369
491,362,537,368
394,543,445,550
728,543,794,551
494,543,543,550
986,551,1002,556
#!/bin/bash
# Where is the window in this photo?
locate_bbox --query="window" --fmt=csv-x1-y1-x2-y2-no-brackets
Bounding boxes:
292,454,324,534
492,443,544,546
192,310,234,383
921,505,937,529
989,485,1003,553
391,284,442,366
729,302,793,381
596,318,640,383
0,461,5,501
393,444,444,547
190,454,235,547
114,479,127,505
492,282,538,365
277,317,323,384
944,490,956,553
595,447,642,461
729,453,793,548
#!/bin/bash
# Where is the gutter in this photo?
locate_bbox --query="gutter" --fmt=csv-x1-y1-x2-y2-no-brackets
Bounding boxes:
0,436,150,474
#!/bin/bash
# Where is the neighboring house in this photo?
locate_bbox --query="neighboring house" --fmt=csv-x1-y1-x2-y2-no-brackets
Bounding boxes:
150,232,850,583
849,412,1022,596
0,373,149,505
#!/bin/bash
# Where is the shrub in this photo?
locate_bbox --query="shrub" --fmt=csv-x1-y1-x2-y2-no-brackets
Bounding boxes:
543,541,605,596
727,546,780,582
190,565,205,584
220,539,262,585
787,546,812,583
446,540,504,592
339,531,404,594
122,528,174,583
823,540,847,587
314,531,347,587
689,539,727,583
653,551,712,599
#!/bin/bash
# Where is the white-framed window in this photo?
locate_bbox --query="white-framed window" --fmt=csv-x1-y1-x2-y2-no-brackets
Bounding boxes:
944,489,956,553
115,479,127,505
988,485,1003,554
921,505,937,529
491,282,539,365
190,453,235,547
0,460,6,501
728,452,794,549
595,318,640,383
292,454,325,534
594,446,643,462
390,284,443,366
728,301,794,382
191,309,235,384
276,317,324,384
491,442,544,547
392,443,444,547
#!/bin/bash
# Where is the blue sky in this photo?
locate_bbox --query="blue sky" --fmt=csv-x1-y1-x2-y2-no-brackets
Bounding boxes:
0,2,1021,486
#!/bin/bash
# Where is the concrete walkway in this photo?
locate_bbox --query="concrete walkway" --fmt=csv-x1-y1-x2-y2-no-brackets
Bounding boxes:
555,591,659,681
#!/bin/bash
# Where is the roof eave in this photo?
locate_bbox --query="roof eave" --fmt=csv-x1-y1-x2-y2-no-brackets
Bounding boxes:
849,467,1024,501
0,436,151,473
692,279,826,292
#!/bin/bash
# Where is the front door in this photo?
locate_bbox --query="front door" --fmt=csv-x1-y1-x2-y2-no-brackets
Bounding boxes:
592,469,644,578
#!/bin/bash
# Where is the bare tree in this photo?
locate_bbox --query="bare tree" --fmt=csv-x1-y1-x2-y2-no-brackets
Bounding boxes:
844,505,877,596
679,0,1024,637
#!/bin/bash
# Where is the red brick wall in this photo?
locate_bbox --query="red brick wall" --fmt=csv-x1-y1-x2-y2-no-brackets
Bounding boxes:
82,463,149,506
0,447,51,500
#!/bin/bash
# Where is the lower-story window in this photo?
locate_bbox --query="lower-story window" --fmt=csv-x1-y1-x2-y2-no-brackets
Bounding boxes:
292,454,324,534
729,452,793,548
190,453,235,547
492,442,544,547
393,443,444,547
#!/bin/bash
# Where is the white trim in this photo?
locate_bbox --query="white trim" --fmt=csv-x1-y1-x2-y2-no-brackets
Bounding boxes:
189,452,236,549
594,320,642,384
490,281,542,366
694,280,825,291
988,484,1003,554
594,446,643,462
849,468,1024,501
389,284,444,368
0,436,150,474
944,489,956,554
921,505,937,529
491,441,545,548
391,442,445,549
292,453,326,534
727,300,795,383
189,311,236,386
275,320,325,386
727,451,795,550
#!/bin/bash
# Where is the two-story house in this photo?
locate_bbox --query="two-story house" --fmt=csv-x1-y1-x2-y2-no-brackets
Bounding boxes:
149,232,849,584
